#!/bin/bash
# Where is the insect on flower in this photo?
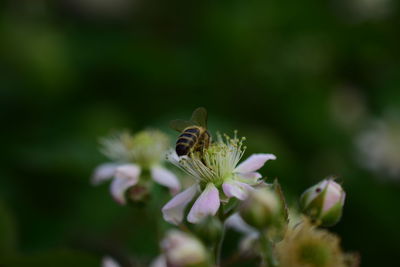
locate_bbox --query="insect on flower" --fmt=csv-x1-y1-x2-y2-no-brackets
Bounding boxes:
162,131,277,225
170,107,211,157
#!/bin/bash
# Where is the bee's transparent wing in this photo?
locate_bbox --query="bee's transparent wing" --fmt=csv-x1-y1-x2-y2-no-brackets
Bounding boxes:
190,107,207,128
169,119,193,132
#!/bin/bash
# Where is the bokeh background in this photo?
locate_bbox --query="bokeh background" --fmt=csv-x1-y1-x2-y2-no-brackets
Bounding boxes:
1,0,400,266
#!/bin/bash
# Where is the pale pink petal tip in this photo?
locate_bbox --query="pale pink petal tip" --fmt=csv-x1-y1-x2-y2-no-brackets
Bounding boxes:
235,153,276,173
238,172,262,182
151,166,181,194
162,185,197,225
91,163,119,185
187,183,220,224
110,164,141,204
222,181,254,200
225,213,256,235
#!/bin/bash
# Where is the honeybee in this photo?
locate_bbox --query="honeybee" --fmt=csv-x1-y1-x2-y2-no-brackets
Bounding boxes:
170,107,211,157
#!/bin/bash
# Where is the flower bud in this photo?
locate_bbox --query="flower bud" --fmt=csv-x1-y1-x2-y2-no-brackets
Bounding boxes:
300,179,345,227
161,230,209,267
193,216,223,245
239,188,281,230
126,184,150,203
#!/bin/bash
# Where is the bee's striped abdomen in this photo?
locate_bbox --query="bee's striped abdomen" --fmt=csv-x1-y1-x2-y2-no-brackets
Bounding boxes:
184,128,201,135
175,127,200,156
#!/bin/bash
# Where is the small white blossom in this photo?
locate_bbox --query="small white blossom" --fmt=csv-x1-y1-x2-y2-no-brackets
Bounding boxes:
162,133,276,224
349,0,392,20
150,230,208,267
161,230,208,266
356,113,400,180
92,130,180,204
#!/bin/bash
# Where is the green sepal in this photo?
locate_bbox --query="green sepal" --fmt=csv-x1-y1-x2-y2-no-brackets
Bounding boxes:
302,185,328,219
320,202,343,227
272,179,289,223
266,179,289,242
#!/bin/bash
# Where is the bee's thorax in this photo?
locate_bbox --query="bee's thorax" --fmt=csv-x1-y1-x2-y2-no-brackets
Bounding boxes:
175,126,210,156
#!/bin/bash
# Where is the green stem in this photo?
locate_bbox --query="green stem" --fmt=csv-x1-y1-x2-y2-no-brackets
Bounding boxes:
214,223,226,266
259,231,278,267
212,207,229,266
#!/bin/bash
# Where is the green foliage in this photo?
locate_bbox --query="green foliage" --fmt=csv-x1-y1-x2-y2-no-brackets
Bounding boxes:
1,0,400,266
0,201,17,258
3,250,98,267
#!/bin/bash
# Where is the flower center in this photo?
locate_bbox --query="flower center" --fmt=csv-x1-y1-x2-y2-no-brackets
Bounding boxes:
100,130,169,168
173,133,246,188
132,131,169,168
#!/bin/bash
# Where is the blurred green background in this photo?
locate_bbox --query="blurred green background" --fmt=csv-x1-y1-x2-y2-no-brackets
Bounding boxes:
1,0,400,266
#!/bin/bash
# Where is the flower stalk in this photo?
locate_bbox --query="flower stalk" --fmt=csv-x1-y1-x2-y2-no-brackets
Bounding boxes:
259,231,278,267
214,222,226,267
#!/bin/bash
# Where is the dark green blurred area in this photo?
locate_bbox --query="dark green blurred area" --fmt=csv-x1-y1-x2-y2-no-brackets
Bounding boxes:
1,0,400,266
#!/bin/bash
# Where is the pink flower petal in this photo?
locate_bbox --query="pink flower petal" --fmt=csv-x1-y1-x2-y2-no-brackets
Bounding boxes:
151,166,181,195
110,164,141,204
222,181,254,200
162,185,198,225
187,183,220,224
238,172,262,183
323,180,345,212
225,213,256,235
235,154,276,173
91,163,119,185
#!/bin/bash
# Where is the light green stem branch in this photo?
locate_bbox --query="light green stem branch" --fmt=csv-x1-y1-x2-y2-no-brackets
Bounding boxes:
214,224,226,266
259,231,278,267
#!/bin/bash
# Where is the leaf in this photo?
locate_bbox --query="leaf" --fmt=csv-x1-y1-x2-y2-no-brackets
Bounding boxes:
0,200,17,258
3,249,99,267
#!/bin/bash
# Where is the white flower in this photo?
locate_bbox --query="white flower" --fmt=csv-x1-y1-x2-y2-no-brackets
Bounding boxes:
150,230,208,267
350,0,392,21
161,230,208,266
356,114,400,179
101,256,120,267
162,134,276,224
92,130,180,204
